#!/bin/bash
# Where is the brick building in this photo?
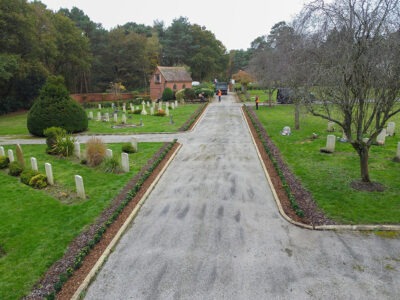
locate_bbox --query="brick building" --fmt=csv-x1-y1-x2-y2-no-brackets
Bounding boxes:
149,66,192,100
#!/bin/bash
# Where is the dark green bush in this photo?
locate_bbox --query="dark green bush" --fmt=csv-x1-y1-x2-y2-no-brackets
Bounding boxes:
162,87,174,101
122,143,136,153
133,109,142,114
53,134,76,157
27,76,88,136
44,127,66,154
20,169,39,185
9,161,23,176
183,88,196,100
29,174,48,189
0,156,9,169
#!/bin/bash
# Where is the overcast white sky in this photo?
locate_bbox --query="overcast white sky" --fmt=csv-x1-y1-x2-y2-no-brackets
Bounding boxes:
38,0,307,50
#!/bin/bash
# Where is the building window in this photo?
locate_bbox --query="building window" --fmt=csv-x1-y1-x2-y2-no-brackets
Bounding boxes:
154,74,161,84
173,84,177,90
183,84,186,89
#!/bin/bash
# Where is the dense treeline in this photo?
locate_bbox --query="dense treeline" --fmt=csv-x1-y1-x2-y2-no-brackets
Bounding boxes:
0,1,228,114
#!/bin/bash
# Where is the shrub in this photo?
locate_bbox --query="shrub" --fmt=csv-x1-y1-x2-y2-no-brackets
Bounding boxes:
86,137,106,167
44,127,66,154
122,143,136,153
162,87,174,101
175,89,185,102
0,156,9,169
155,109,166,117
53,133,76,157
102,156,121,173
20,169,39,185
131,91,139,98
184,88,196,100
133,109,142,114
200,88,214,98
9,161,23,176
27,76,88,136
29,174,48,189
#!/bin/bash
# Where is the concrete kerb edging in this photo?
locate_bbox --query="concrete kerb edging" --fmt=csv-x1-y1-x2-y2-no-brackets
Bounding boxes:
241,106,400,232
71,143,183,300
189,102,209,132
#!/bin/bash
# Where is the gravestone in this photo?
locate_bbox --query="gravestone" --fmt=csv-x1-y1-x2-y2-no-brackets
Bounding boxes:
122,113,126,124
89,111,93,119
112,103,115,109
387,122,395,136
130,104,134,111
8,149,14,162
105,113,110,122
150,107,154,115
114,113,118,123
131,138,138,152
175,100,178,107
140,119,143,126
141,104,147,115
123,105,126,113
98,104,101,109
0,146,4,156
376,129,386,145
325,135,336,152
152,102,156,109
75,175,86,199
136,106,139,110
170,114,174,125
171,102,175,110
74,142,81,158
106,149,113,158
121,153,129,172
327,121,335,132
16,144,25,167
45,163,54,185
147,101,150,107
165,107,169,116
31,157,38,171
97,112,101,121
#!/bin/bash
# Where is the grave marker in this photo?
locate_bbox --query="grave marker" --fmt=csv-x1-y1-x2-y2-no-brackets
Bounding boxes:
376,129,386,145
89,111,93,119
75,175,85,199
121,153,129,172
45,163,54,185
114,113,118,123
106,149,113,158
31,157,38,171
131,138,138,152
122,113,126,124
387,122,395,136
98,104,101,109
326,135,336,152
97,112,101,121
0,146,4,156
8,149,14,162
74,142,81,158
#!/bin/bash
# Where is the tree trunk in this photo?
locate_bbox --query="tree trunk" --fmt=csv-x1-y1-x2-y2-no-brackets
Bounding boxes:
294,103,300,130
268,90,272,107
359,145,371,182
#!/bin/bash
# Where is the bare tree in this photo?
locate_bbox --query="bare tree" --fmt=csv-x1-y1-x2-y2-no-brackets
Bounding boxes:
298,0,400,184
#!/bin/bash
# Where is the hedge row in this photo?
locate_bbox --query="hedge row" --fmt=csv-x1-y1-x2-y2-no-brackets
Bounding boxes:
179,103,208,131
45,139,177,299
243,105,304,218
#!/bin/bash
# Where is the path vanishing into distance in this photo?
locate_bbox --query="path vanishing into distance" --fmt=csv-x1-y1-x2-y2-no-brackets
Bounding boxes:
82,93,400,299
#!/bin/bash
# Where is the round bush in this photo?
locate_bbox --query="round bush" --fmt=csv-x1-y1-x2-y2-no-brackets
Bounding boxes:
0,156,10,169
162,87,174,101
29,174,48,189
122,143,136,153
9,161,24,176
184,88,196,100
175,89,185,102
27,76,88,136
20,169,39,185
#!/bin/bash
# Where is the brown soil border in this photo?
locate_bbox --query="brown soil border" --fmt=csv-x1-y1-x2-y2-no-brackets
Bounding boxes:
27,142,180,299
243,106,334,226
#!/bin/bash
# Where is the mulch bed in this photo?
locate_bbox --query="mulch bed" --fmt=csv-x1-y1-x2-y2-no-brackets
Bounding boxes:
178,103,208,131
26,142,180,299
350,180,386,192
243,106,335,226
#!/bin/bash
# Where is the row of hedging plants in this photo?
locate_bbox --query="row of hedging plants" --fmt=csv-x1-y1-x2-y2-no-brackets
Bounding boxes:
44,139,178,299
243,105,304,218
27,76,88,137
179,103,208,131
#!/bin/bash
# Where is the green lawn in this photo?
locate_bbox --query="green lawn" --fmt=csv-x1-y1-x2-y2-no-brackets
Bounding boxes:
238,89,278,103
0,104,201,136
255,105,400,224
0,142,163,299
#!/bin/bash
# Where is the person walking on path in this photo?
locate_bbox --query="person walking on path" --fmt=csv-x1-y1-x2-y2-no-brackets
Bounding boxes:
218,90,222,102
255,95,260,110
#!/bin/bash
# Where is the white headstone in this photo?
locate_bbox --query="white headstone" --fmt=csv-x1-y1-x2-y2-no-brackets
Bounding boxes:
121,153,129,172
387,122,395,136
175,100,178,107
122,113,126,124
141,104,147,115
89,111,93,119
326,135,336,152
165,107,169,116
136,106,139,110
377,129,386,145
105,113,110,122
152,101,156,109
8,149,14,162
123,106,126,113
397,142,400,159
0,146,4,156
141,100,145,106
98,104,101,109
171,102,175,110
147,101,150,107
30,157,38,171
130,138,138,152
45,163,54,185
114,113,118,123
74,142,81,158
75,175,85,199
112,103,115,109
150,107,154,115
97,112,101,121
327,121,335,132
106,149,113,158
130,104,134,111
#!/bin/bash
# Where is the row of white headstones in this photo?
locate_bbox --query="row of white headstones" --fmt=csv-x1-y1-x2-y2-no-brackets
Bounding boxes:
325,121,398,154
0,138,138,199
89,100,179,122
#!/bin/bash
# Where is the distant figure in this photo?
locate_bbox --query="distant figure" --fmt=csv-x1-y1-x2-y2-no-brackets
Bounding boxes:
255,95,260,110
218,90,222,102
199,92,205,102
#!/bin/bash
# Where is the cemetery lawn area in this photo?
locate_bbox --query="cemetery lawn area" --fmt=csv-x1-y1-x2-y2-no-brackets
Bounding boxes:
240,89,278,103
0,104,201,136
255,105,400,224
0,142,163,300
